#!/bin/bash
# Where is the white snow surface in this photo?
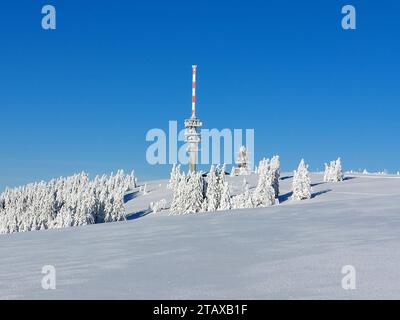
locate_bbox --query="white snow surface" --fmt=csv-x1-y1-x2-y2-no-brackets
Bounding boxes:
1,173,400,299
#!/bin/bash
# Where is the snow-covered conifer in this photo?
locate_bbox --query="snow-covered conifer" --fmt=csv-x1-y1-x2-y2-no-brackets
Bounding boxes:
143,183,148,195
205,165,220,212
270,155,280,197
150,199,167,213
292,159,312,201
232,184,254,209
183,172,204,214
252,161,275,207
169,171,205,214
219,182,232,211
324,158,344,182
334,158,344,182
243,185,255,208
167,164,181,190
220,164,227,179
169,172,186,215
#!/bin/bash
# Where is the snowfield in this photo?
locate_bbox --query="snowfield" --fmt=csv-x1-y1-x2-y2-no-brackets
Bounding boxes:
1,173,400,299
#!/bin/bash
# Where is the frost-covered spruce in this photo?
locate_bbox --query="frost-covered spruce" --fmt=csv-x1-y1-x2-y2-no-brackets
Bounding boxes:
270,155,280,197
167,164,182,190
169,172,186,215
143,183,148,195
257,158,268,175
334,158,344,182
219,182,232,210
167,164,176,190
150,199,167,213
244,185,255,208
183,172,205,214
205,165,221,212
292,159,312,200
170,172,205,214
232,184,254,209
324,158,344,182
253,161,276,207
257,156,280,198
231,193,243,209
220,164,227,178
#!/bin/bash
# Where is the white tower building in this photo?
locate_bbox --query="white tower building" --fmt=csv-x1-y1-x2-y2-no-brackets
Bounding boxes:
184,65,202,173
231,146,252,176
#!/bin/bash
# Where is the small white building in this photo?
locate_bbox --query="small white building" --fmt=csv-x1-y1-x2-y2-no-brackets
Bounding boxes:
231,146,252,176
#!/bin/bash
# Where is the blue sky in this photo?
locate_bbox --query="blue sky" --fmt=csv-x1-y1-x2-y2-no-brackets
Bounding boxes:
0,0,399,190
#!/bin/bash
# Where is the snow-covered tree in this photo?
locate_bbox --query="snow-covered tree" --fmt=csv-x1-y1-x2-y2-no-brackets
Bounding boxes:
219,182,232,210
220,164,227,179
169,172,205,214
257,158,270,174
204,165,221,212
324,158,344,182
167,164,182,190
183,172,204,214
169,172,186,215
292,159,312,200
252,161,276,207
232,184,254,209
143,183,148,195
244,185,255,208
270,155,280,197
334,158,344,181
150,199,167,213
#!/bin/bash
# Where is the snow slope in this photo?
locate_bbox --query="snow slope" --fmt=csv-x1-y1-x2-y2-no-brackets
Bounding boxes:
1,173,400,299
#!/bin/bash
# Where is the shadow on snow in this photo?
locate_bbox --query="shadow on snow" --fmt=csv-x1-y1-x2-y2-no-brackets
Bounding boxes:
125,209,152,221
278,189,332,203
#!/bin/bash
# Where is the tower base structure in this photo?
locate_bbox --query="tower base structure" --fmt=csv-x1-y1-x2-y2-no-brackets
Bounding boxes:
184,117,202,173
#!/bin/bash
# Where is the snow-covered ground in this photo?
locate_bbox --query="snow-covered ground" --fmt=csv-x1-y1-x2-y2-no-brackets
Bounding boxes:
1,173,400,299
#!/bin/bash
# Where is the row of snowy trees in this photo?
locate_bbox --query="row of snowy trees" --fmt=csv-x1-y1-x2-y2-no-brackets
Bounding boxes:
324,158,344,182
256,155,280,197
291,157,345,201
0,171,137,234
165,155,344,214
169,165,230,214
167,156,281,215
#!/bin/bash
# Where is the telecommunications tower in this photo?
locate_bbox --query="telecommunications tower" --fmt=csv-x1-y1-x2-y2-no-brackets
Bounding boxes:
184,65,203,173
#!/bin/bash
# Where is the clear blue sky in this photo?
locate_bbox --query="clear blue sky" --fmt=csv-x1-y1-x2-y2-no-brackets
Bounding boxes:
1,0,399,190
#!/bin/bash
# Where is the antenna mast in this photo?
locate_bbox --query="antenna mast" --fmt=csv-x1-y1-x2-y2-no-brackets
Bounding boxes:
184,65,203,173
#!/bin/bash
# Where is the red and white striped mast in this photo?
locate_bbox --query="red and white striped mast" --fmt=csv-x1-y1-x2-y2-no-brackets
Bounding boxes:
185,65,203,173
191,65,197,118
